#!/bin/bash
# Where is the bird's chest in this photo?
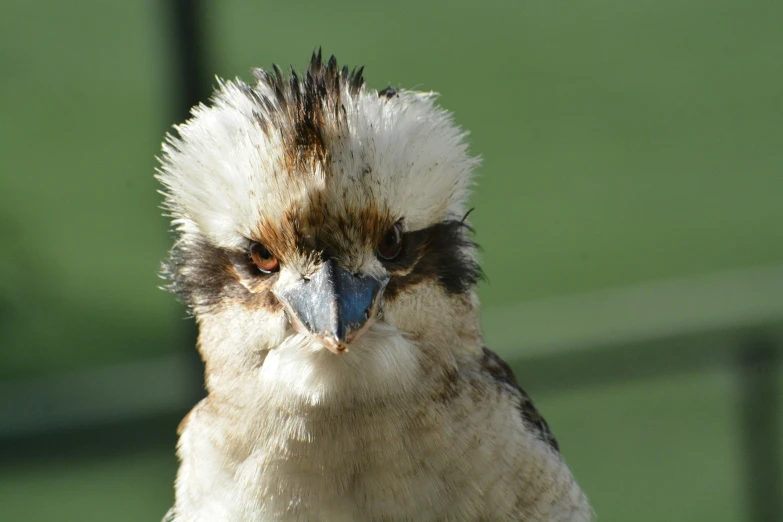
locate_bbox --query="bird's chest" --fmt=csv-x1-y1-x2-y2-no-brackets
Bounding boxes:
181,398,496,522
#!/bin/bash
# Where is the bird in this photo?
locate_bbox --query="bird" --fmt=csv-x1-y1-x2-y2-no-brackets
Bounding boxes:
157,50,593,522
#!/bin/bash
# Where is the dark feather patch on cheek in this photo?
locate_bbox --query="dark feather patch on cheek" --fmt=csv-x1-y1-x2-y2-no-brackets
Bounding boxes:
161,238,281,314
384,220,483,300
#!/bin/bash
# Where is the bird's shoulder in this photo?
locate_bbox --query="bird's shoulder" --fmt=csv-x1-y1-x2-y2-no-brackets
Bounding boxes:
478,346,560,452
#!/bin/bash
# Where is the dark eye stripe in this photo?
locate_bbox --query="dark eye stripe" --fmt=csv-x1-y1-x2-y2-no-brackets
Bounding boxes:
162,239,280,313
384,220,482,298
162,220,481,312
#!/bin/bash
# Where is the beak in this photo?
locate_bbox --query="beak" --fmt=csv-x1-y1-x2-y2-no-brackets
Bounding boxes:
273,259,389,354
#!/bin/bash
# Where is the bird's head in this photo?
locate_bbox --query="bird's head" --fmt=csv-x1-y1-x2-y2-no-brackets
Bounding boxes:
158,52,482,398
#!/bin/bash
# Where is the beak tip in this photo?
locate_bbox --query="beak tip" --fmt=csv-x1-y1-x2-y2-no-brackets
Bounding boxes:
323,336,350,355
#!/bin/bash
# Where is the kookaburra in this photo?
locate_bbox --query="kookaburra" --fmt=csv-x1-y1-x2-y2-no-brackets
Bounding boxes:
158,51,592,521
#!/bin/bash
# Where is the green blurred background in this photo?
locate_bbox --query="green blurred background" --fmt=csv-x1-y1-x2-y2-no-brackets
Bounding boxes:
1,1,782,520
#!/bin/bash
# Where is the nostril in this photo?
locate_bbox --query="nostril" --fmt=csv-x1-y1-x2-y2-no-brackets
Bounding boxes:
364,308,371,320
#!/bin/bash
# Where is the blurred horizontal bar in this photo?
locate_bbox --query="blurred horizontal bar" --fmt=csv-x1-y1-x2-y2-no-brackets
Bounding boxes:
515,328,782,395
0,354,197,440
484,263,783,360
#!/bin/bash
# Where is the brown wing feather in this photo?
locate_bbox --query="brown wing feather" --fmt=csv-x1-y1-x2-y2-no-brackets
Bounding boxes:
480,347,560,452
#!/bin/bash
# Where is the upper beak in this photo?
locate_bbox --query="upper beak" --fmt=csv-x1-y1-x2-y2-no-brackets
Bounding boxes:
272,259,389,353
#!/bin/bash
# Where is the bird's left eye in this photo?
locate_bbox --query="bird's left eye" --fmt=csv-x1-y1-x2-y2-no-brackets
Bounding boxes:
377,222,403,261
249,242,279,274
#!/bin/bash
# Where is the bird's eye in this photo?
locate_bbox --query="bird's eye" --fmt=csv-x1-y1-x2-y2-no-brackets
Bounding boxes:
377,222,403,261
249,242,279,274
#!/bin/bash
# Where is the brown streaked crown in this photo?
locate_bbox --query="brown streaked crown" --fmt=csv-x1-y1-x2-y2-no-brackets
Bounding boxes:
243,49,365,174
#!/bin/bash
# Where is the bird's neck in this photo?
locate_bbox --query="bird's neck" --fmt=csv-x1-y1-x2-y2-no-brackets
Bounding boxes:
207,329,465,413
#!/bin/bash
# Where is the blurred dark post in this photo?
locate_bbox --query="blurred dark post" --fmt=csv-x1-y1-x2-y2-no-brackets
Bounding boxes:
165,0,211,118
163,0,210,399
738,338,782,522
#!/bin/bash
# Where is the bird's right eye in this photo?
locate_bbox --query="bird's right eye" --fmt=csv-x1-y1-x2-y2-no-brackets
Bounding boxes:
249,242,279,274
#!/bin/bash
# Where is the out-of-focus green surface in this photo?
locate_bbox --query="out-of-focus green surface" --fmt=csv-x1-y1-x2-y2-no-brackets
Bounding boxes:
0,448,177,521
534,368,745,522
1,0,781,521
0,0,181,378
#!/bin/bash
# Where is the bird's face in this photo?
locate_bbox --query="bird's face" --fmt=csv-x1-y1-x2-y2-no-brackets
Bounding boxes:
251,209,395,354
159,54,482,395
